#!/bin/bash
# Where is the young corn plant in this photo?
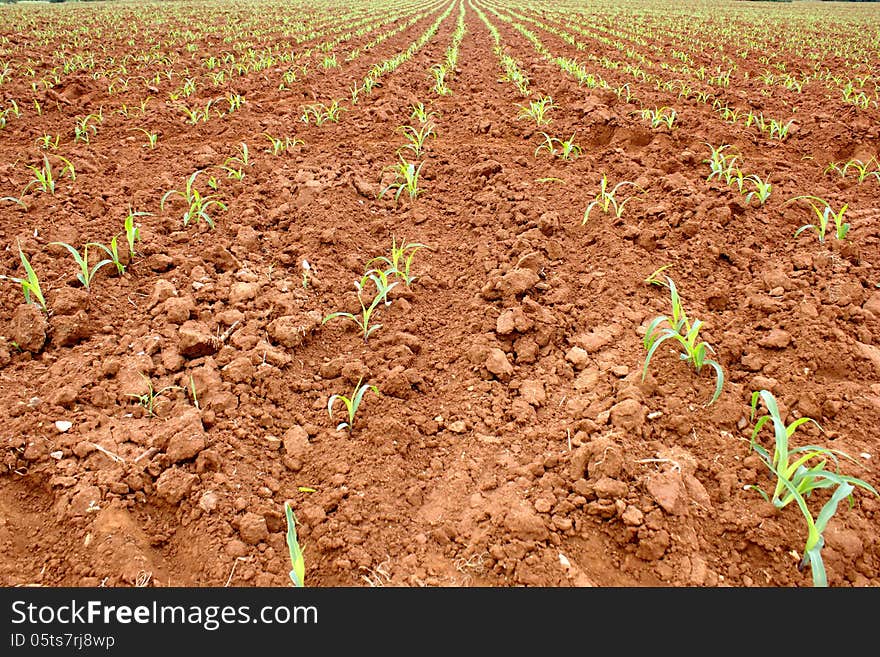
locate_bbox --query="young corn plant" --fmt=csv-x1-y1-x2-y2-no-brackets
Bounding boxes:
50,242,114,291
322,270,398,342
23,155,76,196
161,171,226,228
73,113,100,143
88,236,126,276
535,133,581,161
124,208,149,257
517,96,556,126
640,106,676,129
379,158,425,203
430,64,451,95
0,243,47,312
583,174,644,223
132,127,158,149
127,373,182,418
787,196,849,242
284,502,305,587
744,175,772,206
327,377,378,433
397,123,436,158
642,275,724,406
409,102,438,125
367,236,428,287
768,118,794,140
263,133,303,155
747,389,878,587
703,144,740,184
824,157,880,184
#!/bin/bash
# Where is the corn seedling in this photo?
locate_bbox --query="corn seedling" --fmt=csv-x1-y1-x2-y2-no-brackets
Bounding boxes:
88,236,126,276
161,171,226,228
768,118,794,140
397,123,436,158
322,270,398,342
787,195,849,242
825,157,879,183
284,502,305,587
327,377,378,433
23,155,76,196
379,157,425,202
642,275,724,406
583,174,644,223
367,236,428,287
640,106,676,129
263,133,303,155
50,242,113,291
132,127,158,149
703,144,740,185
0,243,47,312
747,389,878,587
124,208,149,257
35,134,60,150
300,100,343,126
409,102,438,125
517,96,555,126
535,132,581,161
73,113,100,143
127,373,182,418
745,175,772,206
430,64,451,95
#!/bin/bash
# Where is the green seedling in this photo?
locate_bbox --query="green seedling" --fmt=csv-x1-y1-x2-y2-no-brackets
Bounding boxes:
517,96,555,126
0,243,47,312
284,502,305,587
824,157,879,183
583,174,644,223
263,133,303,155
787,195,849,242
132,127,158,148
409,102,438,125
703,143,739,184
367,236,428,287
35,134,60,150
322,270,398,341
126,373,182,417
161,171,226,228
535,132,581,160
327,377,378,433
73,113,100,143
397,123,436,157
430,64,451,95
50,241,113,291
379,158,425,202
124,208,149,257
23,155,76,196
747,389,878,587
768,118,794,140
640,106,676,129
642,275,724,405
300,100,343,125
88,236,126,276
745,175,772,206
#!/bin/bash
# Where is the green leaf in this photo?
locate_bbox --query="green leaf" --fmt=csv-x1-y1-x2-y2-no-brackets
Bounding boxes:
284,502,305,587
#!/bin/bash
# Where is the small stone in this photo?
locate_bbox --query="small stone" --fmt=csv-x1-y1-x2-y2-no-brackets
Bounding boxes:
485,348,514,381
610,398,646,432
447,420,467,433
519,380,546,407
593,477,629,499
283,425,310,460
239,512,269,545
199,491,219,513
55,420,72,433
565,347,590,369
759,329,792,349
10,303,48,352
621,505,644,526
178,321,219,358
155,468,198,504
229,282,260,305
